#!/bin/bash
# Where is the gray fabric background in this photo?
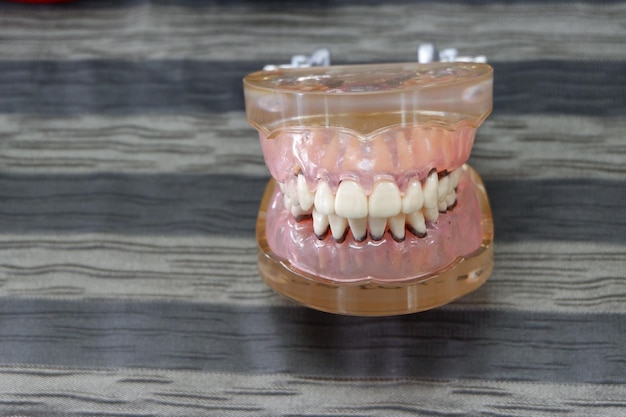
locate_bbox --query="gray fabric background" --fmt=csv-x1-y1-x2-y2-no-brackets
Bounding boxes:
0,1,625,416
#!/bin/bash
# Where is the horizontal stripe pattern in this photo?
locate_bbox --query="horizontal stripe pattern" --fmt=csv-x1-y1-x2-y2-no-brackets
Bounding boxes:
0,299,624,383
0,3,625,61
0,60,624,116
1,114,624,179
1,0,625,416
0,368,625,417
1,174,625,242
0,237,624,313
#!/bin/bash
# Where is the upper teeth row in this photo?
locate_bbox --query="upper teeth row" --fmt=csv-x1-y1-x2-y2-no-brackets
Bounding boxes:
281,168,463,241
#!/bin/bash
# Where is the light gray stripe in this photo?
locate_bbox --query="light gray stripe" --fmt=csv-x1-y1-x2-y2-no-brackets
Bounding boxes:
1,114,624,180
1,174,625,243
0,237,624,314
0,299,623,384
0,367,625,417
0,3,624,61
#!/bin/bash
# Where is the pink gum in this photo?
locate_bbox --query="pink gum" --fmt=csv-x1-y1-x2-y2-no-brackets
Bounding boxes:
259,124,477,194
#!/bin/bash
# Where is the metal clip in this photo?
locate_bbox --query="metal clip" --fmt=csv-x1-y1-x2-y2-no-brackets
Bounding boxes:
263,48,331,71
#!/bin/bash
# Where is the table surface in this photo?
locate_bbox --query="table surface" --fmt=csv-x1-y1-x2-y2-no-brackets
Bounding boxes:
0,1,625,416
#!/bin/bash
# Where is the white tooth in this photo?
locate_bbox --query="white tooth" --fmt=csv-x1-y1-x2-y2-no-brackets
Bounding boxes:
388,214,406,241
348,218,367,241
335,180,368,218
423,170,438,209
447,172,456,194
446,191,456,208
368,217,387,240
312,208,329,237
402,179,424,214
328,214,348,241
297,174,315,211
291,204,311,218
407,211,426,236
369,181,401,218
450,167,463,189
424,207,439,222
283,194,293,211
438,175,450,202
314,181,335,215
438,200,448,212
278,182,285,193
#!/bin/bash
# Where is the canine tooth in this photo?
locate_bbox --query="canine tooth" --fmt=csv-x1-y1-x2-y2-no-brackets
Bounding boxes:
407,211,426,237
348,218,367,241
312,208,329,238
438,175,449,202
424,207,439,222
297,174,315,211
368,217,387,240
402,179,424,214
314,181,335,215
388,214,406,241
423,170,438,208
328,214,348,242
446,192,456,208
438,200,448,212
369,181,401,218
335,180,368,218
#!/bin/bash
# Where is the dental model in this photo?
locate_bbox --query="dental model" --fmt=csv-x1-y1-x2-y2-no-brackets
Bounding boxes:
244,62,494,316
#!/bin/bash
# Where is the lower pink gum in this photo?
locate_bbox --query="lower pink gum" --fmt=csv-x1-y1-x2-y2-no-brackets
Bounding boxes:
259,124,477,193
264,167,483,283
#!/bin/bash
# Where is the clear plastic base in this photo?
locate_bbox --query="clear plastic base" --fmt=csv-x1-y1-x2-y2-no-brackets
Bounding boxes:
256,165,493,316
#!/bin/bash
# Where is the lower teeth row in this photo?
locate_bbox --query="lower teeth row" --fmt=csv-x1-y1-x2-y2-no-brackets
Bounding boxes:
280,168,462,242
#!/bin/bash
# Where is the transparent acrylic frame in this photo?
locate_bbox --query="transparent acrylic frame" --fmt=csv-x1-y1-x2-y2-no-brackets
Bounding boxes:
256,164,494,316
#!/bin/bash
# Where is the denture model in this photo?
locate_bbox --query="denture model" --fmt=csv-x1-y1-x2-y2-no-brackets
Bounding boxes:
244,62,494,316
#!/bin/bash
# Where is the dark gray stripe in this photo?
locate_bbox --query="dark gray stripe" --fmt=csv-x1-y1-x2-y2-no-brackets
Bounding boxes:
0,60,623,116
1,0,621,9
0,299,623,384
1,174,625,243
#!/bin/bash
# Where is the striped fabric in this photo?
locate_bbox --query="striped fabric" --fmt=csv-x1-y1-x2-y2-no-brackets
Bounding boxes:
0,1,625,415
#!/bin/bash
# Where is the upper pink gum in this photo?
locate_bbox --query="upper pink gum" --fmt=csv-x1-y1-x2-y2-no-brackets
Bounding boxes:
244,62,493,194
259,122,477,194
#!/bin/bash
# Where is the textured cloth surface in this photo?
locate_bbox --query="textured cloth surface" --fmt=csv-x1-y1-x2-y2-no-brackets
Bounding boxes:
0,1,625,416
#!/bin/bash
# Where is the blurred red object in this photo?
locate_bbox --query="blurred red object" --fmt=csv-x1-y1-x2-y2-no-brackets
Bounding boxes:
6,0,78,3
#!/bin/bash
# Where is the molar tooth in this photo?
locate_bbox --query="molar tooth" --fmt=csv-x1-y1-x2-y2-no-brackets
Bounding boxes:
314,181,335,215
368,217,387,241
297,174,315,211
369,181,401,218
388,214,406,242
335,180,368,218
328,214,348,242
438,175,450,202
446,192,456,208
424,207,439,222
291,203,311,219
423,170,439,209
348,218,367,242
312,208,329,238
402,179,424,214
438,200,448,212
407,211,426,237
